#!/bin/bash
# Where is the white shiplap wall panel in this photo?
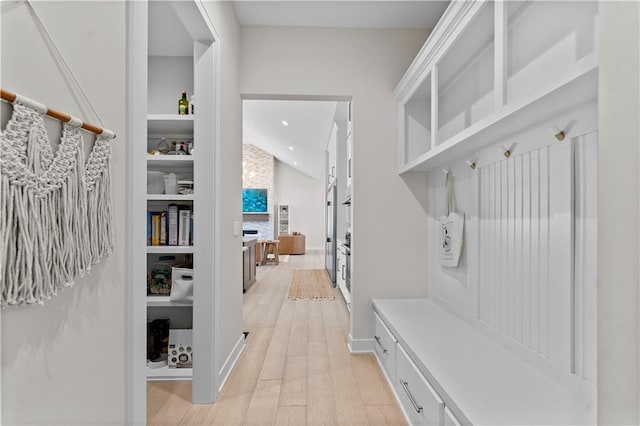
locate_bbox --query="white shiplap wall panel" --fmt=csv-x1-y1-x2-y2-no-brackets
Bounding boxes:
477,147,551,358
426,103,598,393
573,131,598,383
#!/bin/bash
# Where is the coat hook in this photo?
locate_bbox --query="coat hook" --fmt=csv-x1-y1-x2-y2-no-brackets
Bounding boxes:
549,124,565,141
499,145,511,158
465,159,477,170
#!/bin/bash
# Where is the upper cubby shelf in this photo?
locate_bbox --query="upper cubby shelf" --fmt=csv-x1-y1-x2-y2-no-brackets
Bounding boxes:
147,114,194,135
396,0,598,173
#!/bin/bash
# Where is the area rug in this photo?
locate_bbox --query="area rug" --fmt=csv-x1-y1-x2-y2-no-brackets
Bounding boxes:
288,269,335,300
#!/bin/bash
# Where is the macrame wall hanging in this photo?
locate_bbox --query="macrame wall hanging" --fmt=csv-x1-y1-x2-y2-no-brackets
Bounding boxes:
0,0,116,307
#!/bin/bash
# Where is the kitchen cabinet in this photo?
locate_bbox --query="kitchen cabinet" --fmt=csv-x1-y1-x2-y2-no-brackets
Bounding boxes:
242,238,257,292
336,244,350,306
326,122,337,187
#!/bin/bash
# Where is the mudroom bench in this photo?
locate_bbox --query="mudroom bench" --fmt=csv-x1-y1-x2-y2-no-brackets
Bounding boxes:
372,299,595,425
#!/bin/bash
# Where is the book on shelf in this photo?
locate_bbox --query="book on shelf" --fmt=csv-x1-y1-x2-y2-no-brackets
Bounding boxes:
148,205,192,247
168,204,178,246
160,211,167,245
151,212,161,246
179,208,191,246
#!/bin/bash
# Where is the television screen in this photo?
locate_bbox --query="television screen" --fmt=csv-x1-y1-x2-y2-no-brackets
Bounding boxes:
243,188,268,212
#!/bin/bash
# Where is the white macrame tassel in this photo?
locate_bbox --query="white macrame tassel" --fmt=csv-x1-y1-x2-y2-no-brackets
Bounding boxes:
0,104,114,307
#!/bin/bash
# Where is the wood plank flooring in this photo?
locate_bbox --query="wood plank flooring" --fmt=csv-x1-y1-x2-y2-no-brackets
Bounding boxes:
147,252,406,425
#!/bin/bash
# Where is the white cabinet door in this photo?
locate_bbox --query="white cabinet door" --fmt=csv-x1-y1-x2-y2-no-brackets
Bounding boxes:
327,122,337,185
396,344,444,426
374,313,397,384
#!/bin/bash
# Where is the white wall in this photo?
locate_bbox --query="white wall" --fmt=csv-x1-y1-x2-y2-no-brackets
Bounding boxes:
240,26,430,341
598,2,640,423
1,1,126,424
200,0,244,392
274,159,325,250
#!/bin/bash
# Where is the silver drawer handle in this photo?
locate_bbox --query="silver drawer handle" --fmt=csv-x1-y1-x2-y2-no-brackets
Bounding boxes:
374,335,388,354
400,379,423,414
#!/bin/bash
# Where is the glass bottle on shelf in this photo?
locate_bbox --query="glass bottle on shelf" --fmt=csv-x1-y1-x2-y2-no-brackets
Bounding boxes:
178,90,189,115
190,95,195,114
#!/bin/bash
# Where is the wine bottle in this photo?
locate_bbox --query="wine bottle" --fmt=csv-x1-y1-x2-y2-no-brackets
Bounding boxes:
178,90,189,115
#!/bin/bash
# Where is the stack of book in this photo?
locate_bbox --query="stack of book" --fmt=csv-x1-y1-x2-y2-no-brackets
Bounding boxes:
148,204,193,246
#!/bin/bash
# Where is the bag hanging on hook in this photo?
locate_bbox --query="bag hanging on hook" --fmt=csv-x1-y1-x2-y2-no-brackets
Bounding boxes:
439,172,464,268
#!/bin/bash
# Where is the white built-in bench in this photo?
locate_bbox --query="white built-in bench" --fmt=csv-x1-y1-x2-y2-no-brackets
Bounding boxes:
373,299,595,425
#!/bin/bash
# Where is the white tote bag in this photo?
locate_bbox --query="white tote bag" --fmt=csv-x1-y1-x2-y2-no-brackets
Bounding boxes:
170,268,193,304
439,172,464,268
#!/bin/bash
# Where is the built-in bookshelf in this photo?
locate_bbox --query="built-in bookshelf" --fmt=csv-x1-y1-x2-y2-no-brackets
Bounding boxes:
146,114,195,381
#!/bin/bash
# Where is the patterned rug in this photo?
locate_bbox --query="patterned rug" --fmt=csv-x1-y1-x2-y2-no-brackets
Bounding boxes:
288,269,334,300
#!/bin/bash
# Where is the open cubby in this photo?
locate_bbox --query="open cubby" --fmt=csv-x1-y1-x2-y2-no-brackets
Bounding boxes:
436,1,494,146
506,1,598,104
403,73,432,164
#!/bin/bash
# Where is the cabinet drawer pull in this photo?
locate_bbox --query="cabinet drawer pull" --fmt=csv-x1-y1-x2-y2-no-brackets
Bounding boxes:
374,335,388,354
400,379,423,414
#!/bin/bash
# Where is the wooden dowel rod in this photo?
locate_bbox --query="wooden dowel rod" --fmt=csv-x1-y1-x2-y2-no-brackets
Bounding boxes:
1,88,110,137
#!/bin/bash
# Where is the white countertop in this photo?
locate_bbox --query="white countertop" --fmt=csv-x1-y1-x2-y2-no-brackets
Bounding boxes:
372,299,596,426
242,236,258,244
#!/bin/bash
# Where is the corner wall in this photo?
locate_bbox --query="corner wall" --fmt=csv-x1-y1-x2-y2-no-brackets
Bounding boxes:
598,2,640,423
1,1,126,424
274,159,325,249
240,26,430,340
200,0,244,393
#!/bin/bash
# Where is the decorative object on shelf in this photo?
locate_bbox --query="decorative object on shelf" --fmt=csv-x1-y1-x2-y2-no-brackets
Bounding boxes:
465,159,477,170
178,180,193,195
164,172,177,195
548,124,566,141
147,258,174,295
439,171,464,268
169,267,193,304
156,137,170,154
0,96,115,307
178,90,189,115
190,95,195,114
147,318,170,367
168,329,193,368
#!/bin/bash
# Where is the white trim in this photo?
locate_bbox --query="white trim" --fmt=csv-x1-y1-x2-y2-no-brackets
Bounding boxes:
348,334,374,353
126,1,148,425
218,334,246,392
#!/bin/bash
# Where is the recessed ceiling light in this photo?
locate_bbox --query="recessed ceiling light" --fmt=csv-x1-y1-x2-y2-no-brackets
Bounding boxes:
288,146,294,151
282,120,289,126
294,162,297,166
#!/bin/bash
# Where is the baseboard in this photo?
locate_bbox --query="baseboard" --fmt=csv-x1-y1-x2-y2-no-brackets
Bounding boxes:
348,334,374,353
218,334,246,392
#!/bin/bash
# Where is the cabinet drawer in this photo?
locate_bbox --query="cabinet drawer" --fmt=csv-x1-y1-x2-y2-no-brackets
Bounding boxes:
396,344,444,426
374,313,397,383
443,407,461,426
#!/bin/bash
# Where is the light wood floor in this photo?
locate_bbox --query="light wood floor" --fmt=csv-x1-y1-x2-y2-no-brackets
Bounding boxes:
147,252,406,425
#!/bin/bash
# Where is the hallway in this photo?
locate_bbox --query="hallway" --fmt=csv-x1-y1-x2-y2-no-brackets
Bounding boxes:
147,252,405,425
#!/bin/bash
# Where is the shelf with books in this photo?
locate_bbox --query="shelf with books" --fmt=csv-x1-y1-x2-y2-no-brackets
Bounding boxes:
147,246,194,254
